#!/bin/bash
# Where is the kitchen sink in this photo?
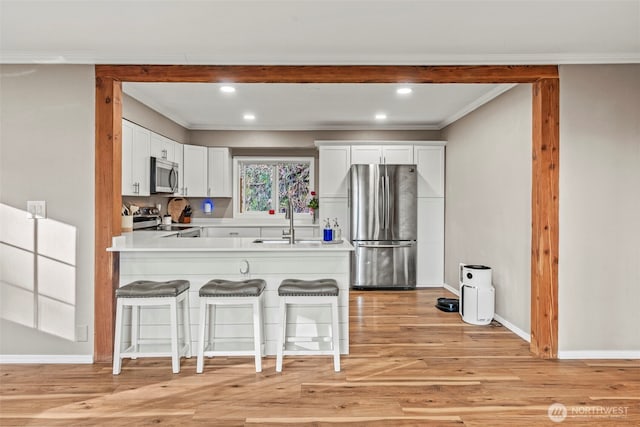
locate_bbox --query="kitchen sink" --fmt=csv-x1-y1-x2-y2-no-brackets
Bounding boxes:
252,238,322,245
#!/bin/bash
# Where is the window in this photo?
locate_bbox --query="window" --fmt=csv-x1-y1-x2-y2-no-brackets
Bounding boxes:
233,157,315,217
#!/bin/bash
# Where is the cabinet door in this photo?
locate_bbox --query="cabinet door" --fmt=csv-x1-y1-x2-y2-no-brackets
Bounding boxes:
319,197,349,241
207,147,232,197
121,120,134,195
150,133,174,161
415,146,445,197
319,146,351,197
132,126,151,196
122,120,150,196
205,227,260,238
382,145,414,164
350,145,382,164
416,197,444,286
182,144,208,197
173,142,184,196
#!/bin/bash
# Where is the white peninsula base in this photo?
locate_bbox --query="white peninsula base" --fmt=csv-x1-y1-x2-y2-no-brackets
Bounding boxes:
111,237,352,356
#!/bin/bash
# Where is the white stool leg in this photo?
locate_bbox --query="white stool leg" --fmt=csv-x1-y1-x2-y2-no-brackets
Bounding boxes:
331,297,341,372
196,298,208,373
275,297,287,372
169,298,180,374
131,305,139,359
208,304,216,349
182,292,192,358
112,298,124,375
252,297,262,372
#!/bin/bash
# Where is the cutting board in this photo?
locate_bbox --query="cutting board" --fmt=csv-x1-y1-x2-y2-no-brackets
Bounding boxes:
167,198,188,223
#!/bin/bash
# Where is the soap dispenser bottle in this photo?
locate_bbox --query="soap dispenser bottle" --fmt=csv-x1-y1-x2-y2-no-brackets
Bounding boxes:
323,218,333,242
332,218,341,241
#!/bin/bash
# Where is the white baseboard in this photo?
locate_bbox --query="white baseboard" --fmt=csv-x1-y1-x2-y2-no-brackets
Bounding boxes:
442,283,530,343
443,283,459,295
416,284,445,288
558,350,640,360
493,314,531,342
0,354,94,364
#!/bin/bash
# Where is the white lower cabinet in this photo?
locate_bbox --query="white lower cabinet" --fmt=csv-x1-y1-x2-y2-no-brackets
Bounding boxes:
204,227,260,238
416,197,444,286
260,227,316,238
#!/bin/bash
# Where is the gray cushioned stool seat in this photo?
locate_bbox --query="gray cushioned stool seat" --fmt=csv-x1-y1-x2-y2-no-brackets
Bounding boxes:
278,279,339,297
116,280,190,298
199,279,266,297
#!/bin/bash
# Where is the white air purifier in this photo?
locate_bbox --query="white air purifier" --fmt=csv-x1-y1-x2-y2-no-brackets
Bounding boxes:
459,263,495,326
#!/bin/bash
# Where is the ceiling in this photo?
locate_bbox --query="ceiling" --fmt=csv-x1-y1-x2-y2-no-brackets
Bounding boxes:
2,1,637,130
123,82,515,130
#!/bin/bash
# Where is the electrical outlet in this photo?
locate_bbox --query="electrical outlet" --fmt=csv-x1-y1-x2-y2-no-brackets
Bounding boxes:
75,325,88,342
27,200,46,219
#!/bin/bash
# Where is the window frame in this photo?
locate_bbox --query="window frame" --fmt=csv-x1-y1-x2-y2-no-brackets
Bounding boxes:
232,156,315,220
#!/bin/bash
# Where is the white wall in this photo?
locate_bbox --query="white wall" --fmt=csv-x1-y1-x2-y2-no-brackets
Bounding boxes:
442,84,532,335
558,64,640,355
0,65,95,359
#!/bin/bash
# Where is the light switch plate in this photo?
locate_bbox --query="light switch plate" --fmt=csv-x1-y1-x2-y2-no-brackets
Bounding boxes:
27,200,46,219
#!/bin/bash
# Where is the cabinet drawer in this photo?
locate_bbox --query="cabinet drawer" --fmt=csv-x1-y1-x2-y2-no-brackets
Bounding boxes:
204,227,260,238
260,227,315,238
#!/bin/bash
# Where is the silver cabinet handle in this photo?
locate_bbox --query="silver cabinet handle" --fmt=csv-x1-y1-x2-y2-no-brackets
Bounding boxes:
239,259,250,275
229,232,239,236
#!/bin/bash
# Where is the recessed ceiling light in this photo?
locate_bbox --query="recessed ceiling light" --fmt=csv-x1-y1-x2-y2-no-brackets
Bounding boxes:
243,113,256,121
375,113,387,120
396,87,413,95
220,86,236,93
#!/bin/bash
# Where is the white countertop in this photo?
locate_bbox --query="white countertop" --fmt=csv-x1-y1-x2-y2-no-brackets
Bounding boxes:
108,233,353,253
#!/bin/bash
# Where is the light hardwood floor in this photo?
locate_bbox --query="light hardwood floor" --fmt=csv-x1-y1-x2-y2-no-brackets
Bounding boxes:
1,289,638,426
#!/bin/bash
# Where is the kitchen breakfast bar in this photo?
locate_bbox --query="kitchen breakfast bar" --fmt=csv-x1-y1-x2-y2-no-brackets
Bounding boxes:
108,234,353,357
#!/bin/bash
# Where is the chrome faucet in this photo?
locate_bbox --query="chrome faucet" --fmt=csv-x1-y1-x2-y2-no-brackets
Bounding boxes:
282,197,295,244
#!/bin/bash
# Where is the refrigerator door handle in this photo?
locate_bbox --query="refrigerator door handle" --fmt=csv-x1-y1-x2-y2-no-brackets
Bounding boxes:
384,174,390,231
357,243,415,249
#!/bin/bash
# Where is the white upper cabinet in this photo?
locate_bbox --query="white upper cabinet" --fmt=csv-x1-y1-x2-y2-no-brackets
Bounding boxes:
150,133,175,161
350,145,414,165
182,144,208,197
207,147,232,197
122,119,150,196
414,145,445,197
318,145,351,198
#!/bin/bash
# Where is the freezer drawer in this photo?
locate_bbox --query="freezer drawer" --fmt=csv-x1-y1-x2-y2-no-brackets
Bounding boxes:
351,240,416,289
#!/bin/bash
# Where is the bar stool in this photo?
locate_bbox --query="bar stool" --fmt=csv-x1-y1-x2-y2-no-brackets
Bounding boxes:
276,278,340,372
112,280,191,375
196,279,266,373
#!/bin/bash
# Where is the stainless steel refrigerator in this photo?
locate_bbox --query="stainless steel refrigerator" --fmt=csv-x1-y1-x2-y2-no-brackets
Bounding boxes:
350,164,417,289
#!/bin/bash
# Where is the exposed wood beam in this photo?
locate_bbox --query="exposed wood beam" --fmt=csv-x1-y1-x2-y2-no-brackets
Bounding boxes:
530,78,560,359
95,65,558,84
94,64,560,361
94,76,122,363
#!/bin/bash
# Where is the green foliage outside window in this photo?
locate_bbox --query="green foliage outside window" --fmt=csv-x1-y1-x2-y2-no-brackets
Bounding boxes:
239,160,312,214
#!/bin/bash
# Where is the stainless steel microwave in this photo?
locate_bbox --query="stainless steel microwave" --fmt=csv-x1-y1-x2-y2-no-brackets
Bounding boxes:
150,157,179,194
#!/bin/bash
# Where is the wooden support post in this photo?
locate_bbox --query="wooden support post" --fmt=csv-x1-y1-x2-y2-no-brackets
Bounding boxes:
94,76,122,363
530,78,560,359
